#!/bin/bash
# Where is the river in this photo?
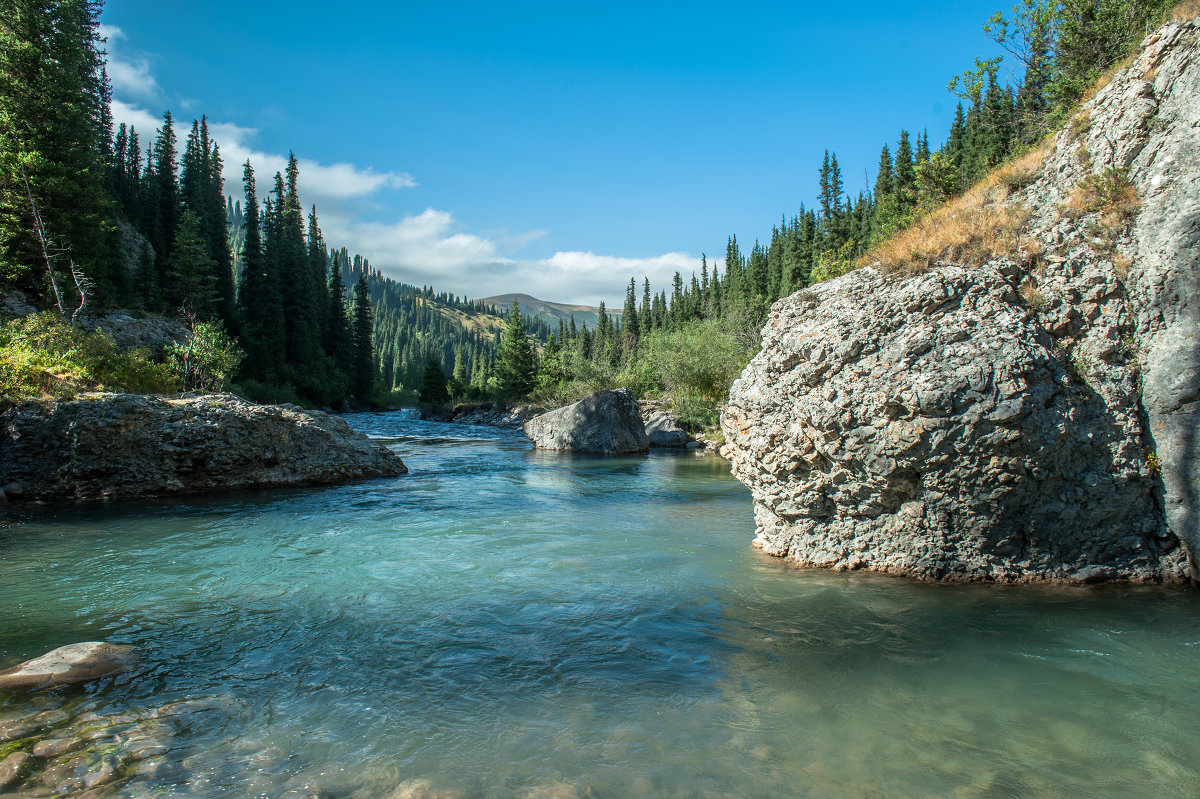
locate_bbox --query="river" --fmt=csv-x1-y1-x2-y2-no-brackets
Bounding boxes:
1,411,1198,798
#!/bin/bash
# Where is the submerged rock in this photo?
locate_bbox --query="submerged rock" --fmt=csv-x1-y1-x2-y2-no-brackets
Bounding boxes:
523,388,649,454
0,751,31,791
0,642,137,690
0,393,408,502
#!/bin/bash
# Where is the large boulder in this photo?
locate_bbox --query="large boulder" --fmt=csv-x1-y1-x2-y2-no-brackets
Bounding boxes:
0,642,136,690
721,265,1187,583
720,15,1200,583
0,393,407,502
523,388,649,454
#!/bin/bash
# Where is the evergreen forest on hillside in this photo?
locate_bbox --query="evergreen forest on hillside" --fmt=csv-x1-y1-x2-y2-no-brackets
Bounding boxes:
0,0,1183,420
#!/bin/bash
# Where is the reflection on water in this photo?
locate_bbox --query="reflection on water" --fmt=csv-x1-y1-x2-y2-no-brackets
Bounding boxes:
0,411,1198,798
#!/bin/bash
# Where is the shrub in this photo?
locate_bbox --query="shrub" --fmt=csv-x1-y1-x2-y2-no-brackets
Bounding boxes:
1065,167,1140,221
0,312,177,408
165,320,244,393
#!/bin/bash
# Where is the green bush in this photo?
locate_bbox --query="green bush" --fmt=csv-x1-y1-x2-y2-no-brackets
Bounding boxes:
0,312,177,408
626,321,755,430
165,320,244,393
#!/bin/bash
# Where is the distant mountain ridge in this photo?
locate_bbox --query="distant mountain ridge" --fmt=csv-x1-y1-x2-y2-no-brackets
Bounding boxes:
481,293,618,330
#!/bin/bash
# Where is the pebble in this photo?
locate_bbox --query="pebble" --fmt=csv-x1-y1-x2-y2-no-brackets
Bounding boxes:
0,751,32,791
31,737,81,758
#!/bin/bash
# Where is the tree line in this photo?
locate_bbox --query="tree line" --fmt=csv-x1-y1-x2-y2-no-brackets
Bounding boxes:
0,0,381,407
464,0,1182,424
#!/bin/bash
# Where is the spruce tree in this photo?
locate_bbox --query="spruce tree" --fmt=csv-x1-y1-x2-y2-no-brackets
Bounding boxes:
350,274,374,399
496,299,536,398
0,0,120,303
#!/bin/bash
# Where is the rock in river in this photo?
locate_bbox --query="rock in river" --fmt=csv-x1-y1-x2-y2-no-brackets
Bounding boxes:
0,642,136,690
523,388,649,454
0,393,408,502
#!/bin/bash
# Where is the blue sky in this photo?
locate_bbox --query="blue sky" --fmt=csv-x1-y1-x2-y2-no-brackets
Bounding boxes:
101,0,1007,305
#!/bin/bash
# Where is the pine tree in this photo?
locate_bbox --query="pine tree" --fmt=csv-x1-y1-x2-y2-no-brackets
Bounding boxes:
236,161,285,379
350,274,374,398
622,276,639,351
496,299,536,398
418,358,449,405
893,130,917,213
168,209,217,315
0,0,121,303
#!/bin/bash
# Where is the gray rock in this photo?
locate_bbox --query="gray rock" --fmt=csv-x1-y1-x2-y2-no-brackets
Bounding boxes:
0,642,137,690
0,751,31,791
1021,15,1200,578
0,393,408,502
32,738,82,758
0,291,37,319
721,265,1186,583
76,309,189,354
641,407,692,448
1,481,23,499
523,389,649,454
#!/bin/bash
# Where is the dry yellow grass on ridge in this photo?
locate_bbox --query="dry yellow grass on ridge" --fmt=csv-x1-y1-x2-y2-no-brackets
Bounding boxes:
858,143,1051,275
1174,0,1200,20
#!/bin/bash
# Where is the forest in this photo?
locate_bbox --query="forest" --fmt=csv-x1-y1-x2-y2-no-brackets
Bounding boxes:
0,0,1182,421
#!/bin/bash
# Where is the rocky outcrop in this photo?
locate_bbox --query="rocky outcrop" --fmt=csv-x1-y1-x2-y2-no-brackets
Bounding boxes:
0,393,407,502
442,402,532,429
523,388,649,453
721,16,1200,583
0,642,136,690
1,290,189,353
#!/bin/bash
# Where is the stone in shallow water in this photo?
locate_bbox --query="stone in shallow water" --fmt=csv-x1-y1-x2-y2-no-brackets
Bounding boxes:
31,737,81,758
385,778,463,799
0,642,136,690
0,751,31,791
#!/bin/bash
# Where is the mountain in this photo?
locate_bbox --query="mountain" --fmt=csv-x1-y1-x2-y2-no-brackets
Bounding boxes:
481,293,618,330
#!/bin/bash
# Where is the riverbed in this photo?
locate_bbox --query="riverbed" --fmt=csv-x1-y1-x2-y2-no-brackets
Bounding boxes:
1,411,1198,797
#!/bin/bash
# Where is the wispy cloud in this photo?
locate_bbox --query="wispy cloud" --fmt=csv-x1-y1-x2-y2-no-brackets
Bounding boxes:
98,26,159,99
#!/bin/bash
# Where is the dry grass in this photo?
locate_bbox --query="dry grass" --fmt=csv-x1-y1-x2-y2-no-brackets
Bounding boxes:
1114,254,1133,280
1173,0,1200,20
1069,111,1091,138
860,143,1049,274
1019,280,1050,312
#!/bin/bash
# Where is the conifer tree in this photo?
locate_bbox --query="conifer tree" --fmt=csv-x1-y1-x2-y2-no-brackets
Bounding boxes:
168,209,217,315
350,274,374,398
496,299,536,398
0,0,120,302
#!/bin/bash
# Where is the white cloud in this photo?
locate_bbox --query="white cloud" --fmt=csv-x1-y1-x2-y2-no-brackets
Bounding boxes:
99,26,159,99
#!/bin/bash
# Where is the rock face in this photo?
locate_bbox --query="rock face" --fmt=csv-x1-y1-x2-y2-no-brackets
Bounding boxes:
0,642,136,690
721,16,1200,583
0,393,407,502
523,388,649,454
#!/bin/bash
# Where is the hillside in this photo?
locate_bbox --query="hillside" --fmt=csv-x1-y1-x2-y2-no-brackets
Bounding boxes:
481,293,614,329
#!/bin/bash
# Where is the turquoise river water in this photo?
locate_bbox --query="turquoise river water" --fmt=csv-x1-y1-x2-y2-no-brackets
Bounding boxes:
1,411,1199,798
